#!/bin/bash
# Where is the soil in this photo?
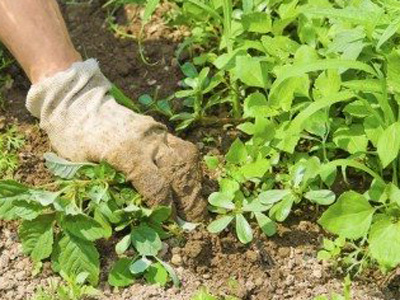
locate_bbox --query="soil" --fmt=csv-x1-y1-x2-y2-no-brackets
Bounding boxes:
0,1,400,299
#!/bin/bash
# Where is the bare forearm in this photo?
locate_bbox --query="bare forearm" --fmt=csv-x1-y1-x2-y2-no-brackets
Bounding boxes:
0,0,81,83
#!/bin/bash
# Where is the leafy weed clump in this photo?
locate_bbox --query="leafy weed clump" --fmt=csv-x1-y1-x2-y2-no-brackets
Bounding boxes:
0,153,180,287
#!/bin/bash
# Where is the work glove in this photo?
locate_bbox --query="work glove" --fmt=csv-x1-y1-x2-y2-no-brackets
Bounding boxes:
25,59,207,221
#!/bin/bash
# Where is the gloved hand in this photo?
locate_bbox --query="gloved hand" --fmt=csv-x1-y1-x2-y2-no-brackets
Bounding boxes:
26,59,207,221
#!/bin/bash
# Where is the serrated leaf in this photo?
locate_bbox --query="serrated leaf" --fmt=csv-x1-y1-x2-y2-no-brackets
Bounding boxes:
44,153,94,179
19,214,55,262
59,234,100,285
318,191,374,239
131,224,162,256
108,258,135,287
62,214,105,241
207,215,234,233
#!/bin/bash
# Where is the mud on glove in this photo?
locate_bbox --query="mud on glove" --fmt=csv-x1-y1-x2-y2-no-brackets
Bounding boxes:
26,59,207,221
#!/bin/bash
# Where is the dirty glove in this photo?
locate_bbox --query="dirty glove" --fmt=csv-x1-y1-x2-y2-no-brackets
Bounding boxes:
26,59,207,221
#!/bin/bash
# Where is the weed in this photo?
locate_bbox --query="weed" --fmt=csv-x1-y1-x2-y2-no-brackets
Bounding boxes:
0,153,181,287
30,272,101,300
152,0,400,275
0,125,24,179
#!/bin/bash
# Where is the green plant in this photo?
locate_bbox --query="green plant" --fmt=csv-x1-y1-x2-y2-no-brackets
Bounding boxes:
0,153,179,287
153,0,400,275
313,275,352,300
30,272,101,300
191,286,240,300
0,125,25,179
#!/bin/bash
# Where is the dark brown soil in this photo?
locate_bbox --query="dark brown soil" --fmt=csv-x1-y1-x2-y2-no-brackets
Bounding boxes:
0,1,399,300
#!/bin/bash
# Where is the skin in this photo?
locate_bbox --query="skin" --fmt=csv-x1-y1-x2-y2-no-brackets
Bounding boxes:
0,0,82,83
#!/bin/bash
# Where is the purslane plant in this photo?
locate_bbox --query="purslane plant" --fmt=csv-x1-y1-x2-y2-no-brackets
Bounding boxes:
0,153,179,287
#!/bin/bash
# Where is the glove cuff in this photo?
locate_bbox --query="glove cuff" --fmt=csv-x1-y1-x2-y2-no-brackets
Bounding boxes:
26,58,106,118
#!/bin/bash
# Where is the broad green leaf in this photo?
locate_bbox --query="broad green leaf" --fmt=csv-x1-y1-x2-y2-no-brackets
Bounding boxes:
255,212,276,237
259,189,291,205
154,257,180,287
318,191,374,239
269,194,294,222
108,258,134,287
364,116,384,147
269,75,310,111
314,70,341,98
0,180,28,196
131,224,162,256
377,122,400,168
235,55,269,88
130,256,152,274
369,216,400,270
208,192,235,209
62,214,105,241
304,190,336,205
242,198,271,212
239,158,270,179
333,125,368,154
94,209,112,239
13,201,42,221
261,35,300,60
225,138,247,164
44,153,94,179
243,92,268,118
19,214,55,262
29,190,59,206
144,262,169,286
387,50,400,94
343,101,370,118
59,234,100,285
219,178,240,196
277,91,354,153
235,214,253,244
242,12,272,33
115,234,131,255
270,60,376,101
207,215,234,233
150,206,172,223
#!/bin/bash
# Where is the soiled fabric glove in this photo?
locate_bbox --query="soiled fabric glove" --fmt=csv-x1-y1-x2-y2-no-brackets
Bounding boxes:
26,59,207,221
